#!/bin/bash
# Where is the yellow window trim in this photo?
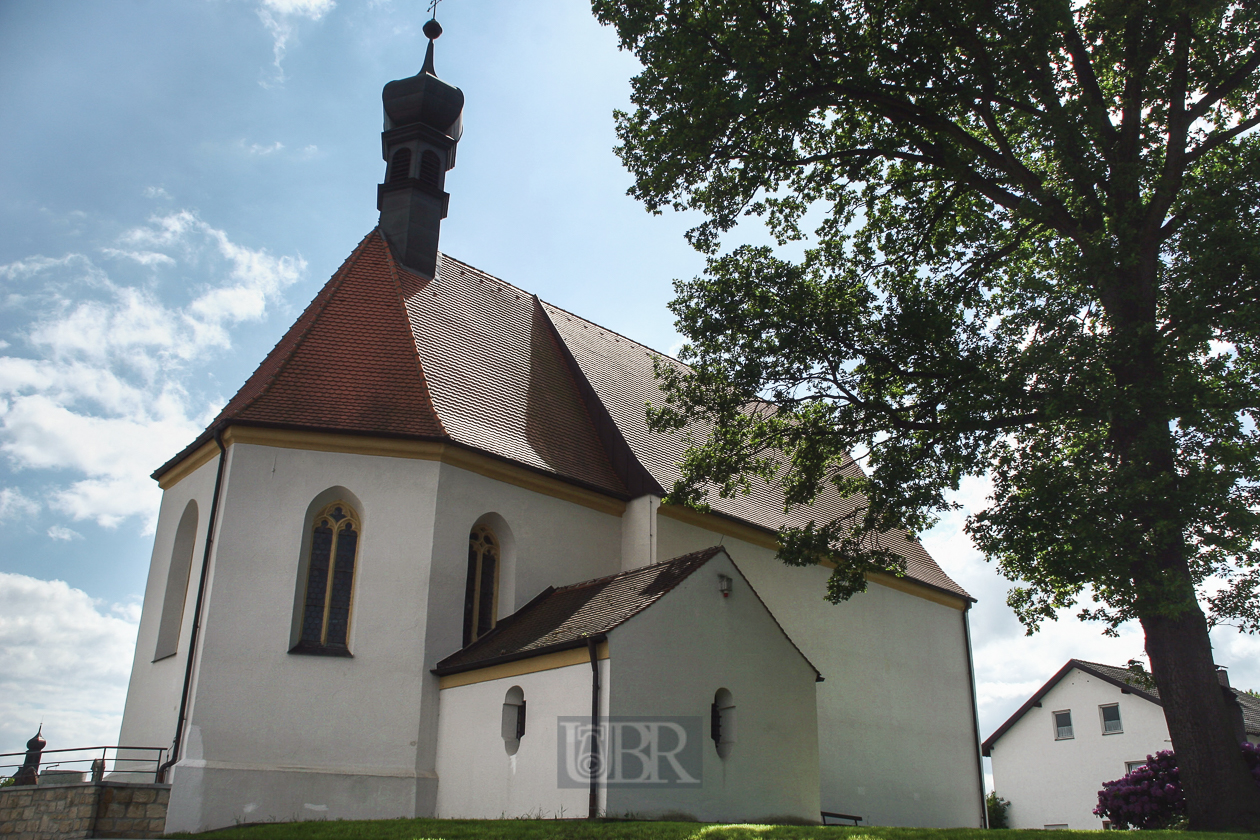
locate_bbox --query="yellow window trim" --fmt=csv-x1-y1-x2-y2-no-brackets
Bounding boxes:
659,503,967,611
439,641,610,689
157,427,626,516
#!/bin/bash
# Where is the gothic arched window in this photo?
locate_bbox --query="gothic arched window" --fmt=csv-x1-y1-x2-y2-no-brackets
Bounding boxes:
463,524,499,646
389,147,412,183
294,501,360,655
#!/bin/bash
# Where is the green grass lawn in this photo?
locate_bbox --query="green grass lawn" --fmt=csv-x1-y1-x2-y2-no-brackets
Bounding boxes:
176,819,1260,840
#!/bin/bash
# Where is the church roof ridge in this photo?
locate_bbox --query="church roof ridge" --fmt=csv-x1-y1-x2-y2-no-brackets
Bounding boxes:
539,298,686,368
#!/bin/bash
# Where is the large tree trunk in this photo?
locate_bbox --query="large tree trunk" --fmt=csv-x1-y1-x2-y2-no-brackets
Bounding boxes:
1143,598,1260,831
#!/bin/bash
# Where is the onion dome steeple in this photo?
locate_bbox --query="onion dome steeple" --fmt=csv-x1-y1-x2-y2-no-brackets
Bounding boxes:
378,16,464,278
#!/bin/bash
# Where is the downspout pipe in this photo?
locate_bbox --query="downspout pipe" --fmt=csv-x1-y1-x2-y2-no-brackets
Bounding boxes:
963,603,988,828
158,430,227,781
587,635,604,820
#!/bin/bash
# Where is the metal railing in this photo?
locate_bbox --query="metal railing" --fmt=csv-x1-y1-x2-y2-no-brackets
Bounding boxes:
0,745,167,785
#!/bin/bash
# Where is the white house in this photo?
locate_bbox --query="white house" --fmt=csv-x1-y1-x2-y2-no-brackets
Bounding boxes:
115,22,987,834
983,659,1260,830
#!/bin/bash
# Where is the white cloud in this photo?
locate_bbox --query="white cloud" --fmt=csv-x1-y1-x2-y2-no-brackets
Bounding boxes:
0,572,139,756
47,525,82,541
142,186,171,200
0,210,303,532
100,248,176,268
0,487,40,521
243,140,285,156
256,0,336,83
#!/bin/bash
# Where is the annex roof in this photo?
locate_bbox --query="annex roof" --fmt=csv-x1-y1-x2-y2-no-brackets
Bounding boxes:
981,659,1259,755
154,229,968,599
432,546,820,679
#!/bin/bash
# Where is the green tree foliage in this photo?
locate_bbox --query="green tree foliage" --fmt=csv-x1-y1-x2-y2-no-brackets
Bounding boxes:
592,0,1260,830
985,792,1011,829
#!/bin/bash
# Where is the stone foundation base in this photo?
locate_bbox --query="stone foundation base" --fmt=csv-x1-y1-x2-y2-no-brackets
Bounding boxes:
0,781,169,840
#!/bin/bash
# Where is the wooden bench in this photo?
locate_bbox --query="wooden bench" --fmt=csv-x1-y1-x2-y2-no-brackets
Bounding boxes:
821,810,863,826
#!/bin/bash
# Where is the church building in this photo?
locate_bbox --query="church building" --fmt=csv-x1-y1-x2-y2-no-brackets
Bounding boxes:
117,20,986,833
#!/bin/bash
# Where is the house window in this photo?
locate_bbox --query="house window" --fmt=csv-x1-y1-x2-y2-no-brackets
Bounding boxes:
1125,760,1147,775
711,688,736,760
154,500,198,661
502,686,526,756
1100,703,1123,734
463,524,499,646
292,501,360,655
1053,710,1074,740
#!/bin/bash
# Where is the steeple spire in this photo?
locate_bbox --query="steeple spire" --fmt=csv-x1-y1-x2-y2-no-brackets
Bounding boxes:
376,11,463,278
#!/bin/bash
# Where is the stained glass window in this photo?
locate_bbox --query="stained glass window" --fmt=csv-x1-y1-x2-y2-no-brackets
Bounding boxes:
463,525,499,646
295,502,360,654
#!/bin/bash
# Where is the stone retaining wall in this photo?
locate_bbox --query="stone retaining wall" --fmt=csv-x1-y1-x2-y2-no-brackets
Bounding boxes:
0,781,169,840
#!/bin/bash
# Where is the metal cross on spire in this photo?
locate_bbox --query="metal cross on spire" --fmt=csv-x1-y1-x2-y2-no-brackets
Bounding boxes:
427,0,442,19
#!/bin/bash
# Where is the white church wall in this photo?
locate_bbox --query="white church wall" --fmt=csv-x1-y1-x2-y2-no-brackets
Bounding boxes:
117,452,220,776
165,442,444,833
620,494,660,571
434,660,607,819
656,515,985,828
606,550,821,823
990,670,1170,829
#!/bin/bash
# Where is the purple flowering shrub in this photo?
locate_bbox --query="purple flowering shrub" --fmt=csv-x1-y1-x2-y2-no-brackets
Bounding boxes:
1095,743,1260,829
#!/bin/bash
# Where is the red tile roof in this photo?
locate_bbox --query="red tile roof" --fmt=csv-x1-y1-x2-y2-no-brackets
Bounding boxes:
153,229,967,599
211,231,445,437
433,546,821,679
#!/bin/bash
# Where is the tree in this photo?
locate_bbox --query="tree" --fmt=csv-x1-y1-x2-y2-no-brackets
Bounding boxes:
591,0,1260,830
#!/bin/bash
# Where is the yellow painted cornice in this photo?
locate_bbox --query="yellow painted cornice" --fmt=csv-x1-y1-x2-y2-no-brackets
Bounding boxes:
659,502,967,611
156,441,220,490
438,641,610,689
161,426,626,516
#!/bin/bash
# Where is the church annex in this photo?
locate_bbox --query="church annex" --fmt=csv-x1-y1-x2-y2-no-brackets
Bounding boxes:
117,20,986,833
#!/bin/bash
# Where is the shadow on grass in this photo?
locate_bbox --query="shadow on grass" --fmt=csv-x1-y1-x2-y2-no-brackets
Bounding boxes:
170,818,1260,840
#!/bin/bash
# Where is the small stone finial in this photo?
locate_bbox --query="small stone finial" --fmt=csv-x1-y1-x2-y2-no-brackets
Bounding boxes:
14,728,45,786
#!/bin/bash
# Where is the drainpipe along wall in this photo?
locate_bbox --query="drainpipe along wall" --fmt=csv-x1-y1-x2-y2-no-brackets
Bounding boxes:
159,431,228,780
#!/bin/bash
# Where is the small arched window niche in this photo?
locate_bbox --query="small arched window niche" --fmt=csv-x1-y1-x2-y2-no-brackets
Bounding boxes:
153,500,198,662
291,501,361,657
502,685,526,755
711,688,736,760
463,524,500,646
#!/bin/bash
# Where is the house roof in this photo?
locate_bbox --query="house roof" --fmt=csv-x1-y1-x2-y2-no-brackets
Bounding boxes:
981,659,1259,755
432,546,821,679
153,229,968,599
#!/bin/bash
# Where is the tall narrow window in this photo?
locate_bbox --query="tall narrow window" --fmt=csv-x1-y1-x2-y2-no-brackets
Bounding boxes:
463,524,499,646
294,501,360,655
154,500,198,661
1053,710,1074,740
388,147,412,183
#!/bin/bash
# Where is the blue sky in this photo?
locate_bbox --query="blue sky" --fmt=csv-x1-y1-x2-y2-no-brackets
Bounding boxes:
1,0,1256,780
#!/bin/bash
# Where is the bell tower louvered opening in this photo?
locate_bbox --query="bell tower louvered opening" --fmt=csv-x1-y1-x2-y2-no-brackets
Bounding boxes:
388,148,412,183
418,150,441,190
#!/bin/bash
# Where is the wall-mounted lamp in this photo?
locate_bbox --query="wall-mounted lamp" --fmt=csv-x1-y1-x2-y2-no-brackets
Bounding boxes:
718,574,732,598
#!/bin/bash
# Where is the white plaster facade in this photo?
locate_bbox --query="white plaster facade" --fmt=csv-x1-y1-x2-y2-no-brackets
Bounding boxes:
987,666,1176,829
118,434,985,832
